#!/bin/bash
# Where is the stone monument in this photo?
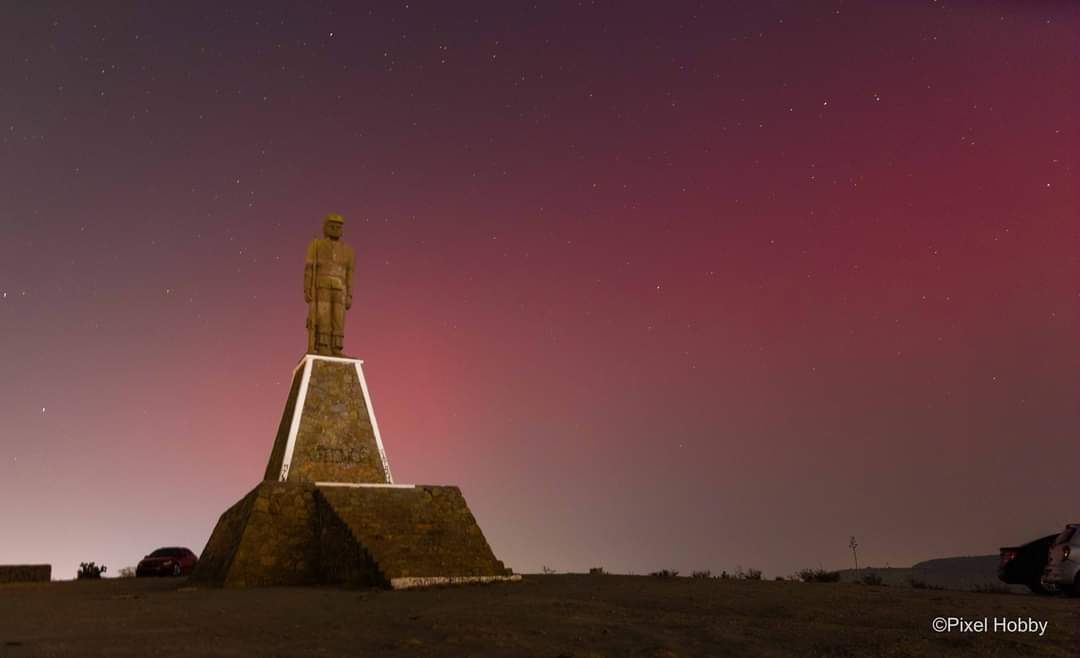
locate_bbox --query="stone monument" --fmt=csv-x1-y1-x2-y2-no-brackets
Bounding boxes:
191,214,517,589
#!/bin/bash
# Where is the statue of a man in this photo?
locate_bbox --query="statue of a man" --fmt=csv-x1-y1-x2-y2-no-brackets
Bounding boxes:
305,213,355,355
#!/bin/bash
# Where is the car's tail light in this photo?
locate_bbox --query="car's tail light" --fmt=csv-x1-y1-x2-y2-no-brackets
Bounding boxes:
1000,550,1018,563
1063,546,1071,560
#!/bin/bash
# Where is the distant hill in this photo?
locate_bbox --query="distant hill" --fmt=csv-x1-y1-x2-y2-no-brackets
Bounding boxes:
837,554,1025,592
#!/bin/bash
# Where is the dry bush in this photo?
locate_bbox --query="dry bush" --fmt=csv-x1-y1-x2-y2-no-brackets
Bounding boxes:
797,568,840,583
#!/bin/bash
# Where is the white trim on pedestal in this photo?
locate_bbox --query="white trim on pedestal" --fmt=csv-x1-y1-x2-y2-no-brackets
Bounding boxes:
279,357,315,481
389,575,523,590
354,360,394,484
315,481,415,489
292,353,367,375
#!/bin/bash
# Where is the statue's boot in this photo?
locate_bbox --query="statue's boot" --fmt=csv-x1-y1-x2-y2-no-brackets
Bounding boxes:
316,332,332,356
332,335,344,356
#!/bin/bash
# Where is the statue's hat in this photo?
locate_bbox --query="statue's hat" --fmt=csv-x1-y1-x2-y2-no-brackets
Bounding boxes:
324,213,344,224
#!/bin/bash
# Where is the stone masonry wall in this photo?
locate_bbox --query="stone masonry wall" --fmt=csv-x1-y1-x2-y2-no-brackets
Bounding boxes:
0,565,50,583
189,486,260,585
317,485,510,581
191,482,321,587
224,482,320,587
286,360,388,484
316,498,385,587
262,358,389,485
263,366,306,481
193,483,513,588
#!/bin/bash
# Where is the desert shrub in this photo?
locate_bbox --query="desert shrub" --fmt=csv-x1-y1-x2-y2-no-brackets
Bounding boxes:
797,568,840,583
719,570,730,580
117,567,136,579
774,576,786,581
649,569,679,578
739,568,763,581
861,572,884,586
541,565,556,574
691,570,711,579
588,567,605,575
908,577,943,590
77,562,107,579
972,583,1010,594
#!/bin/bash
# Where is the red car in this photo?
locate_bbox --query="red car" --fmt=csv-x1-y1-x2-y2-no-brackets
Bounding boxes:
136,547,198,577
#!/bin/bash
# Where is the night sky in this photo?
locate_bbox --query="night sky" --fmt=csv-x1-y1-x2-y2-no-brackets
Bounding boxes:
0,2,1077,580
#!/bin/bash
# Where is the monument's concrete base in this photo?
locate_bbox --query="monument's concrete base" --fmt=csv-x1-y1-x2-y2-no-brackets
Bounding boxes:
191,481,517,589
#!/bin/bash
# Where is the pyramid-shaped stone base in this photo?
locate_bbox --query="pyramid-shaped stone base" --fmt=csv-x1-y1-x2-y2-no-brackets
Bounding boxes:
191,481,517,589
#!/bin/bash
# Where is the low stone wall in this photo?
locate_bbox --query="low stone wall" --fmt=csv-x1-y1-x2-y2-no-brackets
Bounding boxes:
0,565,51,583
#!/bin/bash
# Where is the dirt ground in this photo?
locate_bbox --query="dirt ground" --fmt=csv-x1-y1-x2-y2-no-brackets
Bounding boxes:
0,574,1076,657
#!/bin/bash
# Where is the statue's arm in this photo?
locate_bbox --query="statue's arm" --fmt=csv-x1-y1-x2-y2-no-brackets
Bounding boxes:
345,247,354,310
304,241,316,303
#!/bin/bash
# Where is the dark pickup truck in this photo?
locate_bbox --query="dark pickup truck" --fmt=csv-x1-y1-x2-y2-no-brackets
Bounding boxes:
999,533,1057,594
